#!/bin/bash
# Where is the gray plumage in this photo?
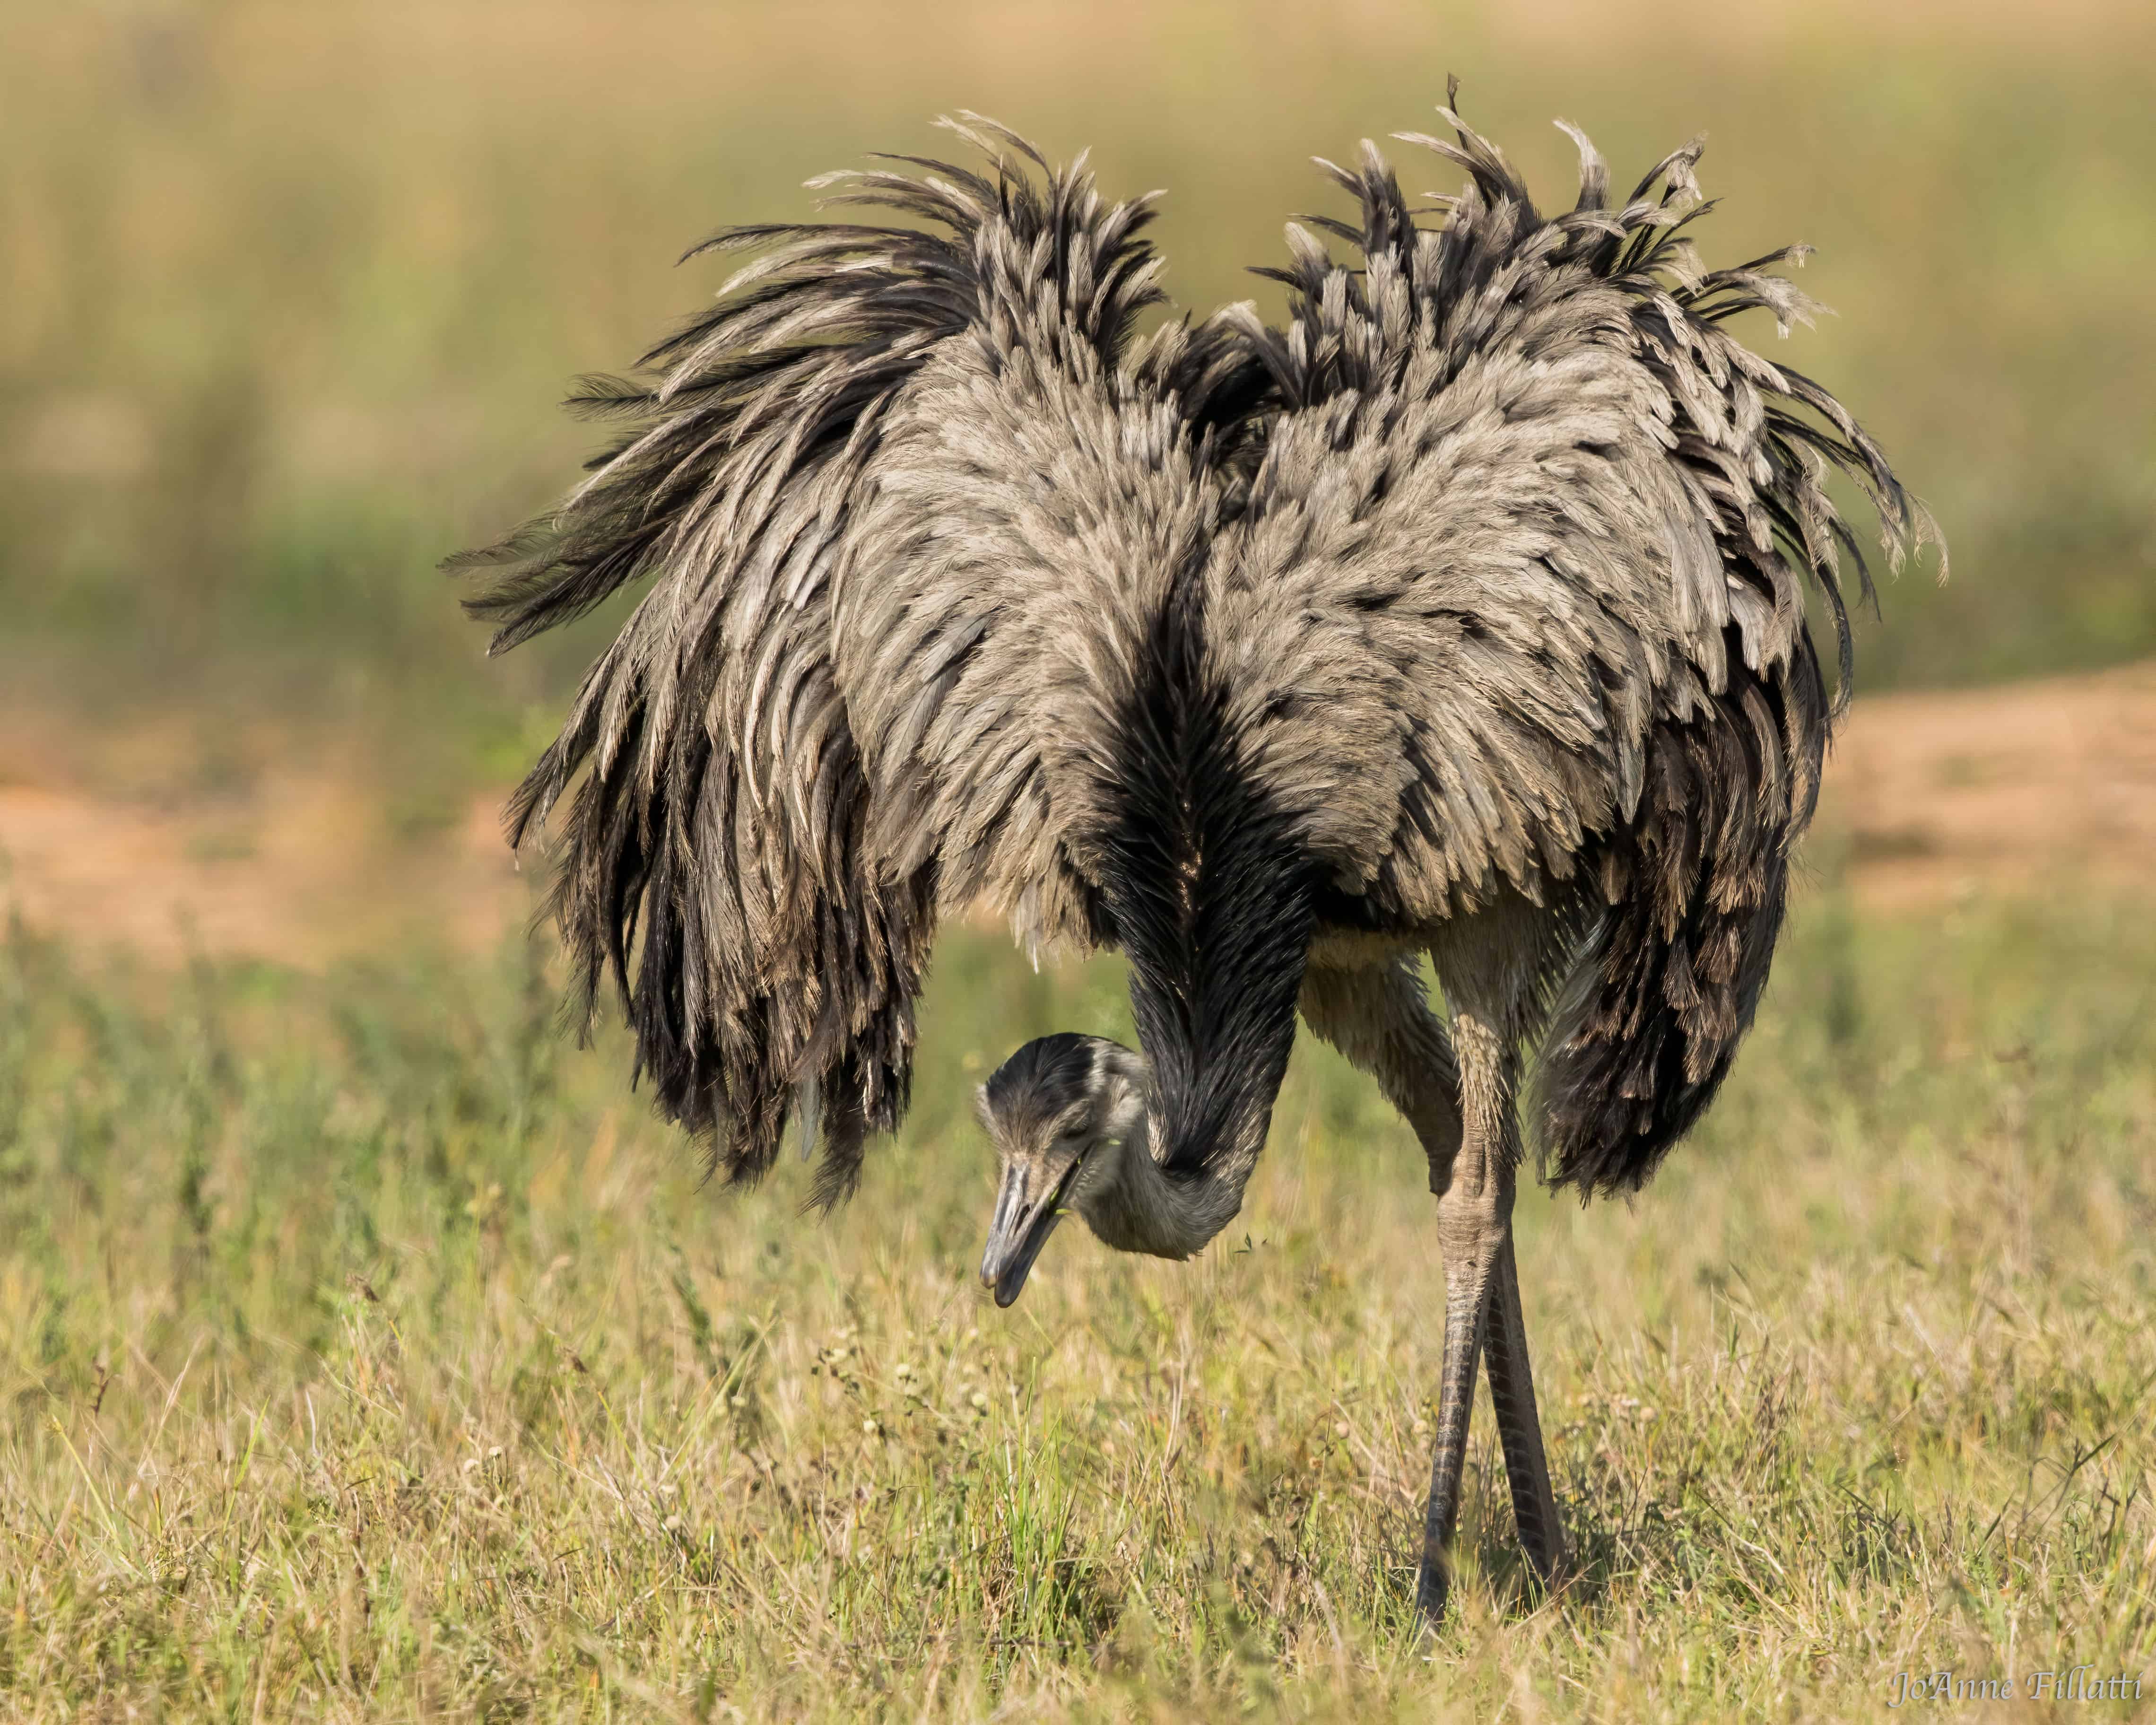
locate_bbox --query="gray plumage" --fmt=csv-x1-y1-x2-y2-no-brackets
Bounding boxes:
458,99,1940,1618
457,116,1269,1205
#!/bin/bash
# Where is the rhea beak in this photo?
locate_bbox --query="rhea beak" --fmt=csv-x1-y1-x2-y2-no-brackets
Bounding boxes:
979,1154,1081,1307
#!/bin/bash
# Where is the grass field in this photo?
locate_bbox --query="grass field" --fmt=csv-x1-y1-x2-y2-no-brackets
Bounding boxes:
2,884,2151,1720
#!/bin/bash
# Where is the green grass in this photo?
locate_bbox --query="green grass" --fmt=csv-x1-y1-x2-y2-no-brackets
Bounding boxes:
2,889,2151,1719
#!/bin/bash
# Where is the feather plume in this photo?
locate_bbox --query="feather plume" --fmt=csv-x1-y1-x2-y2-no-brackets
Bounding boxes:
452,123,1263,1199
1219,107,1942,1194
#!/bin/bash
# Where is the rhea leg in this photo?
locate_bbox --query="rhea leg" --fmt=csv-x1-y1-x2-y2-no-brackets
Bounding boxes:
1299,957,1484,1614
1299,947,1566,1617
1485,1234,1565,1586
1297,957,1462,1167
1299,960,1532,1604
1417,1009,1518,1618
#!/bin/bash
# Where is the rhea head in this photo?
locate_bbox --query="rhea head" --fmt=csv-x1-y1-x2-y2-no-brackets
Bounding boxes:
975,1034,1147,1305
977,1030,1261,1305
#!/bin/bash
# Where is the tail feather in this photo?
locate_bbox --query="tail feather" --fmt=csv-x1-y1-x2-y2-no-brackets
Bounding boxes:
1532,641,1822,1194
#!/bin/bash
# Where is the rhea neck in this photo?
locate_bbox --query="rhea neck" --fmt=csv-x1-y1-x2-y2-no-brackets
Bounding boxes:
1069,869,1311,1259
1077,564,1318,1254
1080,820,1315,1256
1062,1040,1244,1259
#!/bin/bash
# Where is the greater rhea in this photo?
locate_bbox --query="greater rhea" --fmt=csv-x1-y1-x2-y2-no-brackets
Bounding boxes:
458,101,1939,1620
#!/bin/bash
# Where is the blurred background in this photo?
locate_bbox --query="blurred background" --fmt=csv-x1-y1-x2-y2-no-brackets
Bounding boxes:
2,0,2153,954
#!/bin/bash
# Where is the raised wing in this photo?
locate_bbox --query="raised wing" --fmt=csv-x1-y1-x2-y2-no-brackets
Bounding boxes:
455,120,1261,1201
1218,107,1941,1193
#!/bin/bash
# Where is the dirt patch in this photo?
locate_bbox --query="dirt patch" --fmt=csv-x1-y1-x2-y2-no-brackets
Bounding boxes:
3,662,2152,967
1814,659,2156,913
0,775,532,967
0,707,535,967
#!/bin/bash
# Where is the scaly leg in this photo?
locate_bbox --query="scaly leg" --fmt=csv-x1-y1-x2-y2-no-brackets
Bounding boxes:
1297,950,1563,1616
1484,1234,1565,1587
1415,1009,1515,1622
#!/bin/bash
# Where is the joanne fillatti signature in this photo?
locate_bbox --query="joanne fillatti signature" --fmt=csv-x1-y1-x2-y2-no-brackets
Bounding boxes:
1886,1666,2144,1706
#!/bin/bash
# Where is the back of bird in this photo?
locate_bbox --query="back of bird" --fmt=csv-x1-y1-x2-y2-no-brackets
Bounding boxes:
1211,106,1940,1194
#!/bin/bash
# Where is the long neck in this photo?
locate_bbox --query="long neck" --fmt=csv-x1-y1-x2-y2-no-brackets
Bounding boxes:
1117,1118,1254,1259
1090,565,1315,1238
1071,1083,1252,1259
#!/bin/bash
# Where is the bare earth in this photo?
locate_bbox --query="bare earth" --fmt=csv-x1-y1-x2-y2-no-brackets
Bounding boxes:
3,661,2154,967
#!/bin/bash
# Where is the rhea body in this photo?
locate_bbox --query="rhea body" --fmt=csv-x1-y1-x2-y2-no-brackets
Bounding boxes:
461,104,1935,1620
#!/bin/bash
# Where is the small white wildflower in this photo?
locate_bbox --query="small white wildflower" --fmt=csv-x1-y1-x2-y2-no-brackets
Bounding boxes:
862,1418,880,1436
1333,1421,1350,1440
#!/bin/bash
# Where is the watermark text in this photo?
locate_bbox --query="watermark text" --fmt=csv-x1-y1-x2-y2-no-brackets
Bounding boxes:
1886,1667,2143,1706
